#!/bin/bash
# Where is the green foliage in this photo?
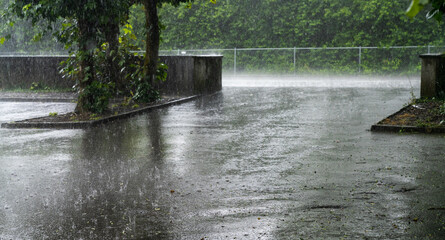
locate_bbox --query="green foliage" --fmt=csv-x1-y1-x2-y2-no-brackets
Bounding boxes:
156,0,443,50
156,62,168,82
118,25,166,103
30,82,50,91
132,76,159,103
127,60,168,103
407,0,428,18
3,0,186,114
0,5,65,53
4,0,135,114
59,23,167,110
440,102,445,115
89,113,101,121
415,119,436,128
79,80,114,114
5,0,443,75
407,0,445,21
134,0,444,74
60,40,119,113
49,112,58,117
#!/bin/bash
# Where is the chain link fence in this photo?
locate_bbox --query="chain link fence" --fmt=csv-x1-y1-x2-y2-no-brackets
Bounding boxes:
160,46,445,75
2,45,443,75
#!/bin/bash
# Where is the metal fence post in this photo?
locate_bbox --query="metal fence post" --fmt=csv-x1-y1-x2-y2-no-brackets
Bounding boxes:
234,47,237,76
358,46,362,74
293,47,296,75
428,45,431,54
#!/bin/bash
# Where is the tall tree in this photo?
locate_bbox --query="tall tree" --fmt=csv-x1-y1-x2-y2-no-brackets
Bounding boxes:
136,0,184,88
141,0,161,87
8,0,131,113
135,0,215,88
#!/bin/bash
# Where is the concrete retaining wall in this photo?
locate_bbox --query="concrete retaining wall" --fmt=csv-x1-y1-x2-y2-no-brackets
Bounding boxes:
0,55,222,96
420,53,445,98
159,56,222,96
0,56,71,89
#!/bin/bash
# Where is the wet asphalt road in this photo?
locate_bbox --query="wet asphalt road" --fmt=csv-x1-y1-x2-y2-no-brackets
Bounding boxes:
1,77,445,239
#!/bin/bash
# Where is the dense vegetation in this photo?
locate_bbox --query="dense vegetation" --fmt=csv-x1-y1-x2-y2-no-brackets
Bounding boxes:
138,0,445,74
407,0,445,22
157,0,444,49
0,0,65,53
1,0,199,114
2,0,445,76
3,1,443,51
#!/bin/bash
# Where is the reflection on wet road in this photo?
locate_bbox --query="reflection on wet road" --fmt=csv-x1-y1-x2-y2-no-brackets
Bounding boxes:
1,78,444,239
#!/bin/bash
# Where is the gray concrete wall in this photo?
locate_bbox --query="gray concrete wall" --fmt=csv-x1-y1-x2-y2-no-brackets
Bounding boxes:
193,56,223,95
0,56,71,89
420,53,445,98
0,55,222,96
158,56,222,96
159,56,195,96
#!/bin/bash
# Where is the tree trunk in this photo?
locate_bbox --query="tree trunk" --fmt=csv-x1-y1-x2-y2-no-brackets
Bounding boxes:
105,21,122,93
75,19,96,114
142,0,160,86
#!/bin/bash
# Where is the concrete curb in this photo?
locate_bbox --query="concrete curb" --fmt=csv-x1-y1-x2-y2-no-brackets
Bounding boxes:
1,95,200,129
371,124,445,133
371,105,445,133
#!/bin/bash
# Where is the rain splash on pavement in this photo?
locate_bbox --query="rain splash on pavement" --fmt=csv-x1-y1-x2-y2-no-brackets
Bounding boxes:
1,76,444,239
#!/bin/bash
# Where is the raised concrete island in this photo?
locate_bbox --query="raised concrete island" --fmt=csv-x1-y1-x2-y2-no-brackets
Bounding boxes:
419,53,445,98
0,55,222,96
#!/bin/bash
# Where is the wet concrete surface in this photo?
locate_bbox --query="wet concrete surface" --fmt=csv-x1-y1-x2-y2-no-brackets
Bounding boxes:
1,77,445,239
0,101,75,123
0,92,77,102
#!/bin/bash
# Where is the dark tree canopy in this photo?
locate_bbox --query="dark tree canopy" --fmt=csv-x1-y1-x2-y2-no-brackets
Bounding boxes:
154,0,442,50
3,0,215,114
7,0,135,113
